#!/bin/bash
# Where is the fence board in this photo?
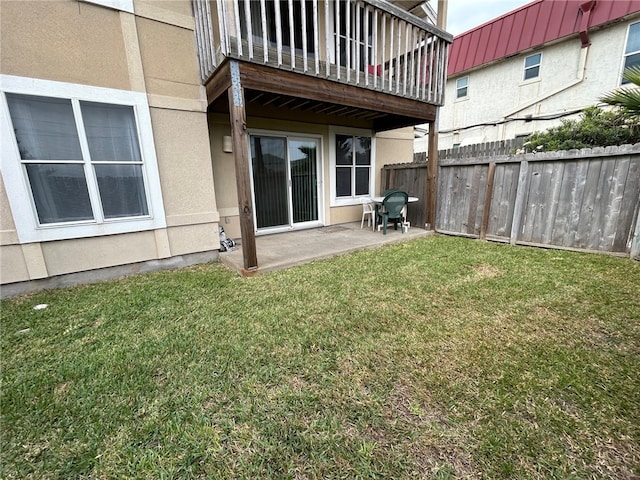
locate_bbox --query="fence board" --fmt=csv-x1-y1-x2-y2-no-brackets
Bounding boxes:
466,164,483,235
492,163,519,238
553,160,578,246
540,161,565,245
602,157,630,250
588,158,616,250
614,158,640,251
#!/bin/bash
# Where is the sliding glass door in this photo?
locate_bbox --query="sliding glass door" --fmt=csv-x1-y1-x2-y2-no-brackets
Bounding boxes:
250,134,321,232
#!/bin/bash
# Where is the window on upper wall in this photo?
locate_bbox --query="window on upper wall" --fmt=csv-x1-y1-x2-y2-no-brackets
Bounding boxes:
329,127,375,206
1,75,165,243
456,76,469,98
622,22,640,84
523,53,542,81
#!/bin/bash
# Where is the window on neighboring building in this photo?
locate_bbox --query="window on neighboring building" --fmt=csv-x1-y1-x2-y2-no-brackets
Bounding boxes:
523,53,542,80
456,76,469,98
1,75,165,243
622,22,640,84
329,128,374,206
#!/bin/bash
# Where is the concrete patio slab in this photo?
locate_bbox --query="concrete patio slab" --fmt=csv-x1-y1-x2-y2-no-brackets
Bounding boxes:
219,221,433,275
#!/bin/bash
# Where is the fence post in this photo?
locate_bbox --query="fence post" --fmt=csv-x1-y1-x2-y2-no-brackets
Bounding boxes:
480,162,496,240
510,159,529,246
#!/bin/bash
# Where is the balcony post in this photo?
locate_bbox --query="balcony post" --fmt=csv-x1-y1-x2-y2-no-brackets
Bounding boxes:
228,60,258,271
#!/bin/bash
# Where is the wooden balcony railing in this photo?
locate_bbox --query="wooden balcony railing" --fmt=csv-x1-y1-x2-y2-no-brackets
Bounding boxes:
192,0,452,105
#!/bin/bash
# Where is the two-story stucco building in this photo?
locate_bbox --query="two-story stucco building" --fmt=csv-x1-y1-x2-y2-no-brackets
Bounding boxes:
421,0,640,152
0,0,451,296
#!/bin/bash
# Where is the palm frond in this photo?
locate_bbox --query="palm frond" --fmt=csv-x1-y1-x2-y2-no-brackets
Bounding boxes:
600,66,640,115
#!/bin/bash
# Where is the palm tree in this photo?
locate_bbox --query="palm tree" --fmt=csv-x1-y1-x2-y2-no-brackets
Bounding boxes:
600,66,640,116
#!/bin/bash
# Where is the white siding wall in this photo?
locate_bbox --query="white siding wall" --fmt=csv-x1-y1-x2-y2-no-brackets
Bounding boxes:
433,20,636,151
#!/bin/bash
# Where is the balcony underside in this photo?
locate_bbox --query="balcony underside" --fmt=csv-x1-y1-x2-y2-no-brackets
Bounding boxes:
205,59,437,131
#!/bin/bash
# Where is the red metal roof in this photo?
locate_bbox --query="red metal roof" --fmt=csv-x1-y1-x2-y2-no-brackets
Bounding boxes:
448,0,640,77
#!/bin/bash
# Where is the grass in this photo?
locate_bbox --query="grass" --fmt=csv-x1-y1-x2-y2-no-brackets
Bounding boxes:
1,236,639,479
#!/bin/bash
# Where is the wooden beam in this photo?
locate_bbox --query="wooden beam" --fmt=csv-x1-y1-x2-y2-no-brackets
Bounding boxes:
373,115,424,132
238,61,438,122
426,120,438,229
205,61,231,104
480,162,496,240
228,60,258,271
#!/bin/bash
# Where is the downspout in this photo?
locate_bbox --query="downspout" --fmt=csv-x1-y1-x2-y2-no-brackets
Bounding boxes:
503,0,594,119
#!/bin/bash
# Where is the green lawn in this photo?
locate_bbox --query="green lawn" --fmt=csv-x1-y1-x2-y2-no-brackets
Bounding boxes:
2,236,639,479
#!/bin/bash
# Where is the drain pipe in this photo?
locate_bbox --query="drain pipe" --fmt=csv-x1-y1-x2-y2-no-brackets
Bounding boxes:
503,1,594,120
503,42,590,120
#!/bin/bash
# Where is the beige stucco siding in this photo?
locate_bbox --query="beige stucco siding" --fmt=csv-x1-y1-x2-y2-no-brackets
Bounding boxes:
0,174,18,246
151,108,219,226
375,126,414,190
0,0,220,290
167,223,218,256
136,16,202,100
40,232,158,276
135,0,194,19
0,246,30,284
0,0,131,90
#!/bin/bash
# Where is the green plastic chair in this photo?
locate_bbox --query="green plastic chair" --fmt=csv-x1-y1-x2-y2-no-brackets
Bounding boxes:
377,191,408,235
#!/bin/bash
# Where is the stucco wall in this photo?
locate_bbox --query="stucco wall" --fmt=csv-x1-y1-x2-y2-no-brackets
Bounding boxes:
436,19,640,150
0,1,131,90
0,0,219,288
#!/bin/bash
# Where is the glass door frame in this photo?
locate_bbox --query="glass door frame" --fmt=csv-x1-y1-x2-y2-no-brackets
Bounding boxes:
248,129,324,235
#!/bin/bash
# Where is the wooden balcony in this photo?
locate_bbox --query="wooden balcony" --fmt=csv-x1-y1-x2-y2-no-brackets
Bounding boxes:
192,0,452,121
190,0,451,272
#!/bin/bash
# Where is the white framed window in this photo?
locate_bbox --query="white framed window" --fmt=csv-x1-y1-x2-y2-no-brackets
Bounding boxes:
456,76,469,99
329,127,375,207
0,75,166,243
622,22,640,84
523,52,542,81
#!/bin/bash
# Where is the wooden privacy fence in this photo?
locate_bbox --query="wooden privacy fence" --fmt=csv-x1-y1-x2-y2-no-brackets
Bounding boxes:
437,144,640,259
438,138,527,161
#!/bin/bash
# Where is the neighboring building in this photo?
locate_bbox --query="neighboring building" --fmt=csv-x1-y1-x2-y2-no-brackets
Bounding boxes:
0,0,451,294
424,0,640,152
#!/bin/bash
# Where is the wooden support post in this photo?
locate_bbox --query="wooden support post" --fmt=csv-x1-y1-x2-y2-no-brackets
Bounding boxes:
426,120,438,229
228,60,258,271
480,162,496,240
437,0,448,30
